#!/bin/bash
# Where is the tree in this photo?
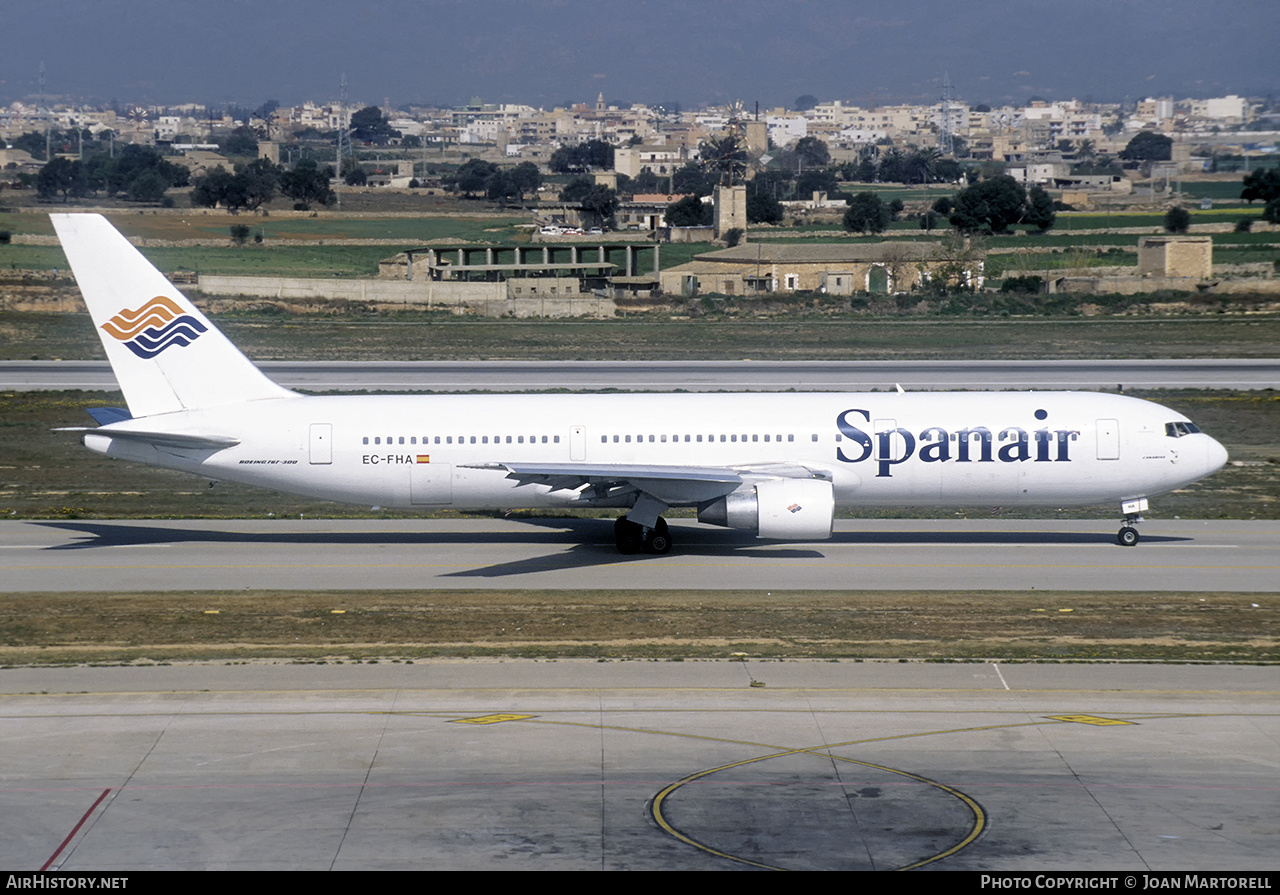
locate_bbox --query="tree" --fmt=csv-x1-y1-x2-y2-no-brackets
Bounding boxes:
793,94,819,112
189,159,280,211
795,168,839,198
280,159,335,208
746,192,784,224
549,139,614,173
1241,168,1280,205
1164,206,1191,233
191,167,234,209
1120,132,1173,162
508,162,542,196
906,147,941,185
559,176,595,204
843,192,890,234
126,170,170,203
922,231,985,294
672,163,717,197
877,147,907,183
934,159,964,183
36,157,87,201
666,194,712,227
485,170,522,201
1024,185,1057,231
220,126,258,158
452,159,497,197
235,158,281,210
577,185,619,228
794,136,830,169
350,106,400,145
948,175,1027,234
344,167,368,186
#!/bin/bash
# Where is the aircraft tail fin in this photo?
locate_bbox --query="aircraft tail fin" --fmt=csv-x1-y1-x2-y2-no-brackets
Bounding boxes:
51,213,295,418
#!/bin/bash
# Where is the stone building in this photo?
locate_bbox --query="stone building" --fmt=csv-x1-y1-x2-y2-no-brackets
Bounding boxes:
1137,236,1212,279
658,242,983,297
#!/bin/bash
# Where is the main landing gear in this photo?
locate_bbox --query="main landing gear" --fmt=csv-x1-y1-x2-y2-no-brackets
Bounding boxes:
614,516,672,555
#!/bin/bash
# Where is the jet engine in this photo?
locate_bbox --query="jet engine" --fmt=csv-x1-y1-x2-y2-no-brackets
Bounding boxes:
697,479,835,540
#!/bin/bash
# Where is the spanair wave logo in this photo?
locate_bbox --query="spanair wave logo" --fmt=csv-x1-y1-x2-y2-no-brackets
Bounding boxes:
101,296,208,359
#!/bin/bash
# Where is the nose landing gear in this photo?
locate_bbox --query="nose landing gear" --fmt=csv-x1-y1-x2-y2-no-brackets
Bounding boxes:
1116,498,1148,547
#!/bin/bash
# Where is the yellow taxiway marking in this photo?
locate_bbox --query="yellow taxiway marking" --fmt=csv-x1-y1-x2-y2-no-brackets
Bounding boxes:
450,713,535,725
1047,714,1136,726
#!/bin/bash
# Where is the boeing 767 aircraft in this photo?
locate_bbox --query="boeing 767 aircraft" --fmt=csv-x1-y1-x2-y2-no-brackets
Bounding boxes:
52,213,1228,554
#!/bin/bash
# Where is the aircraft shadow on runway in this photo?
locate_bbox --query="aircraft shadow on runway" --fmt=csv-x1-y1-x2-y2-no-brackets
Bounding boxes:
32,519,1190,579
31,519,828,578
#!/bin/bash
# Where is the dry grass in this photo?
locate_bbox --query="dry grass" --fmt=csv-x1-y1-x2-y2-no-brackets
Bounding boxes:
1,589,1273,666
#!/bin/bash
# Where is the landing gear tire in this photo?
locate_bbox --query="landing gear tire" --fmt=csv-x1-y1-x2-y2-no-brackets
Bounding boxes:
643,518,672,555
615,516,672,555
1117,526,1139,547
614,517,643,555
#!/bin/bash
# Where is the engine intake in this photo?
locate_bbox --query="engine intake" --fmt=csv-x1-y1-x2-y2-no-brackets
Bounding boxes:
698,479,834,540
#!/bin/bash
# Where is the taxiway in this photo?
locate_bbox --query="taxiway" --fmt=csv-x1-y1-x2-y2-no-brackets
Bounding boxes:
2,518,1276,593
3,358,1278,392
1,660,1275,871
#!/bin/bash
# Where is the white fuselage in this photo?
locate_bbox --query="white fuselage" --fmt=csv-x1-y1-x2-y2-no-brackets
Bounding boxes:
86,390,1228,513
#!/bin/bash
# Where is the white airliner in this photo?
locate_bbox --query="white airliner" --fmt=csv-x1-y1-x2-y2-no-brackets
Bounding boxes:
53,213,1228,553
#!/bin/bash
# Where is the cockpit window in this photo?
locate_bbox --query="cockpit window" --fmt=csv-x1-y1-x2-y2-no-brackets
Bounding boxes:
1165,421,1201,438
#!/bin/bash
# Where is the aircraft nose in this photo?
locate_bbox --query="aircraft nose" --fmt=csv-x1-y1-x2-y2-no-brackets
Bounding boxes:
1205,436,1229,474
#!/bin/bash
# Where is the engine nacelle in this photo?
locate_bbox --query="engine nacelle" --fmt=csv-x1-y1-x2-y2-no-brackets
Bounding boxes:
698,479,835,540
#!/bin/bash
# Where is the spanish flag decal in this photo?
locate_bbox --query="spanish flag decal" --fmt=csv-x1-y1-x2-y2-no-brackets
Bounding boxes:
416,454,430,463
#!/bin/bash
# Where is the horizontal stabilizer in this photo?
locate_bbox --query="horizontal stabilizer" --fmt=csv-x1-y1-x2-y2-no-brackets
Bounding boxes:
85,406,133,425
55,427,240,450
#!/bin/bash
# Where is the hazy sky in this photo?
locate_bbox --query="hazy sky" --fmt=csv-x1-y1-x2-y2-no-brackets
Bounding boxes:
1,0,1275,111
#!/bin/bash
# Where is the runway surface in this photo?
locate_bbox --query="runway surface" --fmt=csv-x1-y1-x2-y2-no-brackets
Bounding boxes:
2,660,1275,871
3,518,1277,593
4,358,1278,392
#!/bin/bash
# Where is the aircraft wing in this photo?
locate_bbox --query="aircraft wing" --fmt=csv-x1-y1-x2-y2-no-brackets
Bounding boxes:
471,461,831,506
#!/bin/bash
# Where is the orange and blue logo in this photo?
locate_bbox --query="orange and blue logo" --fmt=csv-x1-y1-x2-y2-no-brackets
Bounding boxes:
101,296,207,359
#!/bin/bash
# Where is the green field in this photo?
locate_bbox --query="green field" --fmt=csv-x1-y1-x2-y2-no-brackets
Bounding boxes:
5,311,1280,363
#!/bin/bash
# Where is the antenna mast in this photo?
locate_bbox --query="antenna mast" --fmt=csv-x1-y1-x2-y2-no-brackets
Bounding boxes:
939,73,955,156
